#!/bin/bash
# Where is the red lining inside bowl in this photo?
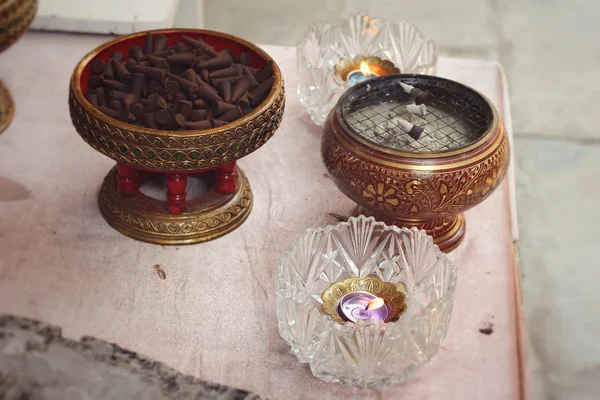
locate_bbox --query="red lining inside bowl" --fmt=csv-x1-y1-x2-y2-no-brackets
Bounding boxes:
80,32,267,93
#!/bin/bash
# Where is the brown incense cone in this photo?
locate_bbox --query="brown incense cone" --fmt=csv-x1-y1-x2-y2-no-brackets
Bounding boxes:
212,101,237,117
220,49,234,58
255,60,273,83
216,80,231,103
193,85,222,102
209,66,239,79
85,93,98,107
184,120,212,130
119,105,131,123
95,87,107,106
154,109,170,125
188,109,208,122
181,68,197,83
146,80,163,95
89,74,103,90
181,35,208,49
131,103,145,119
177,100,193,118
109,90,126,101
130,73,145,98
109,100,122,113
212,119,227,128
238,53,251,66
218,106,243,122
131,65,166,81
103,79,129,92
143,96,168,113
147,56,170,71
167,52,195,67
196,55,232,70
143,112,159,128
111,60,131,84
129,46,144,61
200,69,209,82
144,49,175,59
90,58,105,74
101,60,114,80
164,80,179,95
143,32,153,54
211,76,245,86
230,77,252,103
414,88,429,105
152,35,169,53
166,72,197,94
170,94,183,117
248,76,274,105
242,67,259,86
99,105,121,119
193,99,209,109
122,93,137,107
110,52,125,62
174,42,188,53
236,93,250,110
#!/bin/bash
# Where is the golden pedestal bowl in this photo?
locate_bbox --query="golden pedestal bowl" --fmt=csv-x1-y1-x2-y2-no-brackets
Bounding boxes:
69,29,285,245
321,75,509,252
0,0,37,134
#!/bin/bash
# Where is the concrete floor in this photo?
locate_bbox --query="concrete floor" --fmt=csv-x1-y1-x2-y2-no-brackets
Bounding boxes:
203,1,600,399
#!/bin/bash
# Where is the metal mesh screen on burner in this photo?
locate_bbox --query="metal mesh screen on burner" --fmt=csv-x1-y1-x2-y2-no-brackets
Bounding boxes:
340,76,493,152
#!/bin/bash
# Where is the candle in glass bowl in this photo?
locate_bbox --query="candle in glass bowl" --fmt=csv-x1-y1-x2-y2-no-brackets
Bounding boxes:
336,291,390,322
347,61,379,84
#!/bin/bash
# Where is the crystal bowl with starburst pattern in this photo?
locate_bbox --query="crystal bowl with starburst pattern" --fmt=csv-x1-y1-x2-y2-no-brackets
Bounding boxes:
297,14,437,126
276,216,457,389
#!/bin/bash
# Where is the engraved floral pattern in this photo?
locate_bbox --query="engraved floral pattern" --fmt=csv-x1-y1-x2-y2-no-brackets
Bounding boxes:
362,182,399,212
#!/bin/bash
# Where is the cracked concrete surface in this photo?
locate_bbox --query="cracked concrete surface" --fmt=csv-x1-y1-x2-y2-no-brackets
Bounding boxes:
204,0,600,398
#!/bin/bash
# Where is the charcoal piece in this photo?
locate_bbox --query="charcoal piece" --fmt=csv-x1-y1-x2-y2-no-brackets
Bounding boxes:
152,35,169,53
216,80,231,103
414,88,429,105
218,106,243,122
248,76,274,105
209,66,239,79
90,58,105,74
255,59,273,83
212,101,237,117
129,45,144,61
143,31,153,54
184,120,212,130
188,109,208,121
103,79,129,92
167,52,195,68
196,55,232,70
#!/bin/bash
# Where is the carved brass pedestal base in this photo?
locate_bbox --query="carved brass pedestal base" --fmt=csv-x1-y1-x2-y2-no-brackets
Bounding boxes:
356,206,465,253
0,81,15,135
99,166,253,245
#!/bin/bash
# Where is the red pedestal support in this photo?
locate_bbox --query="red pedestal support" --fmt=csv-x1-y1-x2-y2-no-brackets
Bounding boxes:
116,162,139,197
166,174,187,215
215,161,237,195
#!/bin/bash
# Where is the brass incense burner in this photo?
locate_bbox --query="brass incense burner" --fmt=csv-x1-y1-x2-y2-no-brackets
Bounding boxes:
321,75,509,252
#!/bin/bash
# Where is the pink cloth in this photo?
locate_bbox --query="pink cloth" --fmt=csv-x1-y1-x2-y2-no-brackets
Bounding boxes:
0,33,522,399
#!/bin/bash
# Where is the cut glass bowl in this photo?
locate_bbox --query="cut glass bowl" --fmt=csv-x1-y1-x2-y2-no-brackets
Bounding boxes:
297,14,438,126
276,216,457,389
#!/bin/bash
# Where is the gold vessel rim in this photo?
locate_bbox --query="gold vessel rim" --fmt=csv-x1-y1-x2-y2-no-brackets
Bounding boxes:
70,28,283,139
333,73,500,159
